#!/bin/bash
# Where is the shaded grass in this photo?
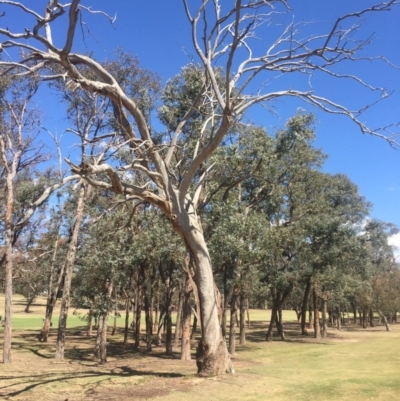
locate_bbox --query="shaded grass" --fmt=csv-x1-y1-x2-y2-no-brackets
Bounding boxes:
1,294,400,401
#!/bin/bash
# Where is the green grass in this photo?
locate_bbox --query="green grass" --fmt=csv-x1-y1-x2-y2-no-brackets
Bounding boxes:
1,294,400,401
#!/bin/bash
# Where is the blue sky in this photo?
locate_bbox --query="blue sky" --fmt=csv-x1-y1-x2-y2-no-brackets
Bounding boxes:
1,1,399,235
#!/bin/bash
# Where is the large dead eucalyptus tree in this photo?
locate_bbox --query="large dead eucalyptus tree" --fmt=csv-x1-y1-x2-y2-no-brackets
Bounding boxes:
1,0,399,374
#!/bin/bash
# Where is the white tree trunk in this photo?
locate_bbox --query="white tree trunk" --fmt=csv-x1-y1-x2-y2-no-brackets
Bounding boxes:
171,191,233,375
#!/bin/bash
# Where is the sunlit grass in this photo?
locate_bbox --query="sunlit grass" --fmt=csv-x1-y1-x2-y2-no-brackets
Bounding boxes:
1,294,399,401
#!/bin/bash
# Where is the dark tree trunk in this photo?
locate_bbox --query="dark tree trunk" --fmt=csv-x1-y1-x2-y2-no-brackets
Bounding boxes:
246,298,250,328
144,290,153,352
239,292,246,346
173,285,184,349
301,278,311,335
134,286,142,350
40,239,64,343
191,315,198,340
276,308,286,340
87,309,93,337
351,301,357,324
123,296,130,345
228,291,237,354
266,304,277,342
313,281,320,339
362,307,367,329
221,285,233,340
24,295,36,313
165,304,173,355
369,308,375,327
181,275,193,360
321,294,328,338
94,313,109,363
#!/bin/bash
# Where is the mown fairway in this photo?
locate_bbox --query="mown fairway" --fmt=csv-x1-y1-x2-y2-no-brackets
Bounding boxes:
1,295,399,401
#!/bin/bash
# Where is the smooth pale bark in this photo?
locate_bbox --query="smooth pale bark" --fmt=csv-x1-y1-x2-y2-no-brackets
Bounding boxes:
169,192,233,375
55,183,88,360
377,310,391,331
336,306,342,330
2,146,18,363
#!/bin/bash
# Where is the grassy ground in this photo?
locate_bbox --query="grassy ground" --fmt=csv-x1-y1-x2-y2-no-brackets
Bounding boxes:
1,295,399,401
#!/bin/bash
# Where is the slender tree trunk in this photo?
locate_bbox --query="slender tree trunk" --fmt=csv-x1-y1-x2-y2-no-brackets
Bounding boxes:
321,294,328,338
313,281,320,339
369,308,375,327
94,313,109,362
276,308,286,340
24,294,36,313
55,182,88,360
377,310,391,331
93,276,113,363
336,306,341,330
111,288,118,336
174,285,184,349
266,301,277,342
165,301,173,355
221,285,233,339
362,307,367,329
228,291,237,354
191,315,198,340
2,167,16,364
123,295,130,345
301,278,311,335
351,301,357,324
181,275,193,360
40,239,64,342
144,290,153,352
308,305,313,330
87,309,93,337
246,298,250,329
134,284,142,350
153,277,160,333
239,292,246,345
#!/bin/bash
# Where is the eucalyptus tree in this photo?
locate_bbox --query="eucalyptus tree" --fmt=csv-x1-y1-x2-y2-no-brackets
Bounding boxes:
359,220,399,330
1,0,399,374
300,173,370,338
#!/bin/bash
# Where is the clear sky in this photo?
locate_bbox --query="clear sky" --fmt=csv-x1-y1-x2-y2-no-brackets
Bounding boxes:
1,1,399,249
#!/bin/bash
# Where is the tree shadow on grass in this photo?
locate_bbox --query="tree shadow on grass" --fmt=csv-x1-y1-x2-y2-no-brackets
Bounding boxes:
0,365,184,399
